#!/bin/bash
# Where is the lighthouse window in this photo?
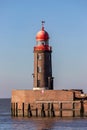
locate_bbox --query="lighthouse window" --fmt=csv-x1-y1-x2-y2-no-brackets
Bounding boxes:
49,55,50,61
37,80,40,87
38,54,42,60
41,41,45,45
37,66,41,73
37,41,42,45
45,40,49,45
42,42,44,45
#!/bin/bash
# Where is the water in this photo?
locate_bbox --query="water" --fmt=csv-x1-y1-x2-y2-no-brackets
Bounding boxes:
0,99,87,130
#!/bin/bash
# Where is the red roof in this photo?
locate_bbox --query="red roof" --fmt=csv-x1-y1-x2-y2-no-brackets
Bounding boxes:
36,27,49,41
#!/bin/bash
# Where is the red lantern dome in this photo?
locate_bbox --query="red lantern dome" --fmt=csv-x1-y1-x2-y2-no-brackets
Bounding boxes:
36,21,49,41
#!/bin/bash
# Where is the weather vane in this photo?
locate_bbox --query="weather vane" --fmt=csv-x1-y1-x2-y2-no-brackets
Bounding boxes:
41,21,45,30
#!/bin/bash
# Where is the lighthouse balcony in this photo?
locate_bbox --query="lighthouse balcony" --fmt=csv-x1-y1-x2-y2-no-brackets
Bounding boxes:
34,45,52,51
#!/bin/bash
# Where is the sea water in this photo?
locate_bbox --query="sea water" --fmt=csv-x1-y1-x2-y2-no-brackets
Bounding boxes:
0,99,87,130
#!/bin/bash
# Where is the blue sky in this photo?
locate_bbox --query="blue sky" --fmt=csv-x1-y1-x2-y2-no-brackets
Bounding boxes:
0,0,87,98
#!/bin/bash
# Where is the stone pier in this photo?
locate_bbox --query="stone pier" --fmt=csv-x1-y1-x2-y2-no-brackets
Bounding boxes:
11,89,87,117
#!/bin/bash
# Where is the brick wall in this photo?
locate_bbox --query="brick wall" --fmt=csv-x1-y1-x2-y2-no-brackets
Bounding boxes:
11,90,74,103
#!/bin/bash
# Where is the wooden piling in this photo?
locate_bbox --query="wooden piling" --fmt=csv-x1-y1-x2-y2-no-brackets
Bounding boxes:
11,103,15,116
13,103,15,116
22,103,24,117
36,108,38,117
11,101,83,117
80,100,84,117
41,103,45,117
28,104,32,117
72,102,75,117
59,102,62,117
51,103,55,117
16,103,18,117
48,103,50,117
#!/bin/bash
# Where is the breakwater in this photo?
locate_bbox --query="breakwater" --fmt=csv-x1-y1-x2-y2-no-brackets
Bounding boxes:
11,89,87,117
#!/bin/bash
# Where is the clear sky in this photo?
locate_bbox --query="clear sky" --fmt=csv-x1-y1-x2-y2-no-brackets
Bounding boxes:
0,0,87,98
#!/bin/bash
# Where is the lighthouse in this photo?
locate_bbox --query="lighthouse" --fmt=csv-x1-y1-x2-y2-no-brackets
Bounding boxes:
11,22,86,118
33,21,53,90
